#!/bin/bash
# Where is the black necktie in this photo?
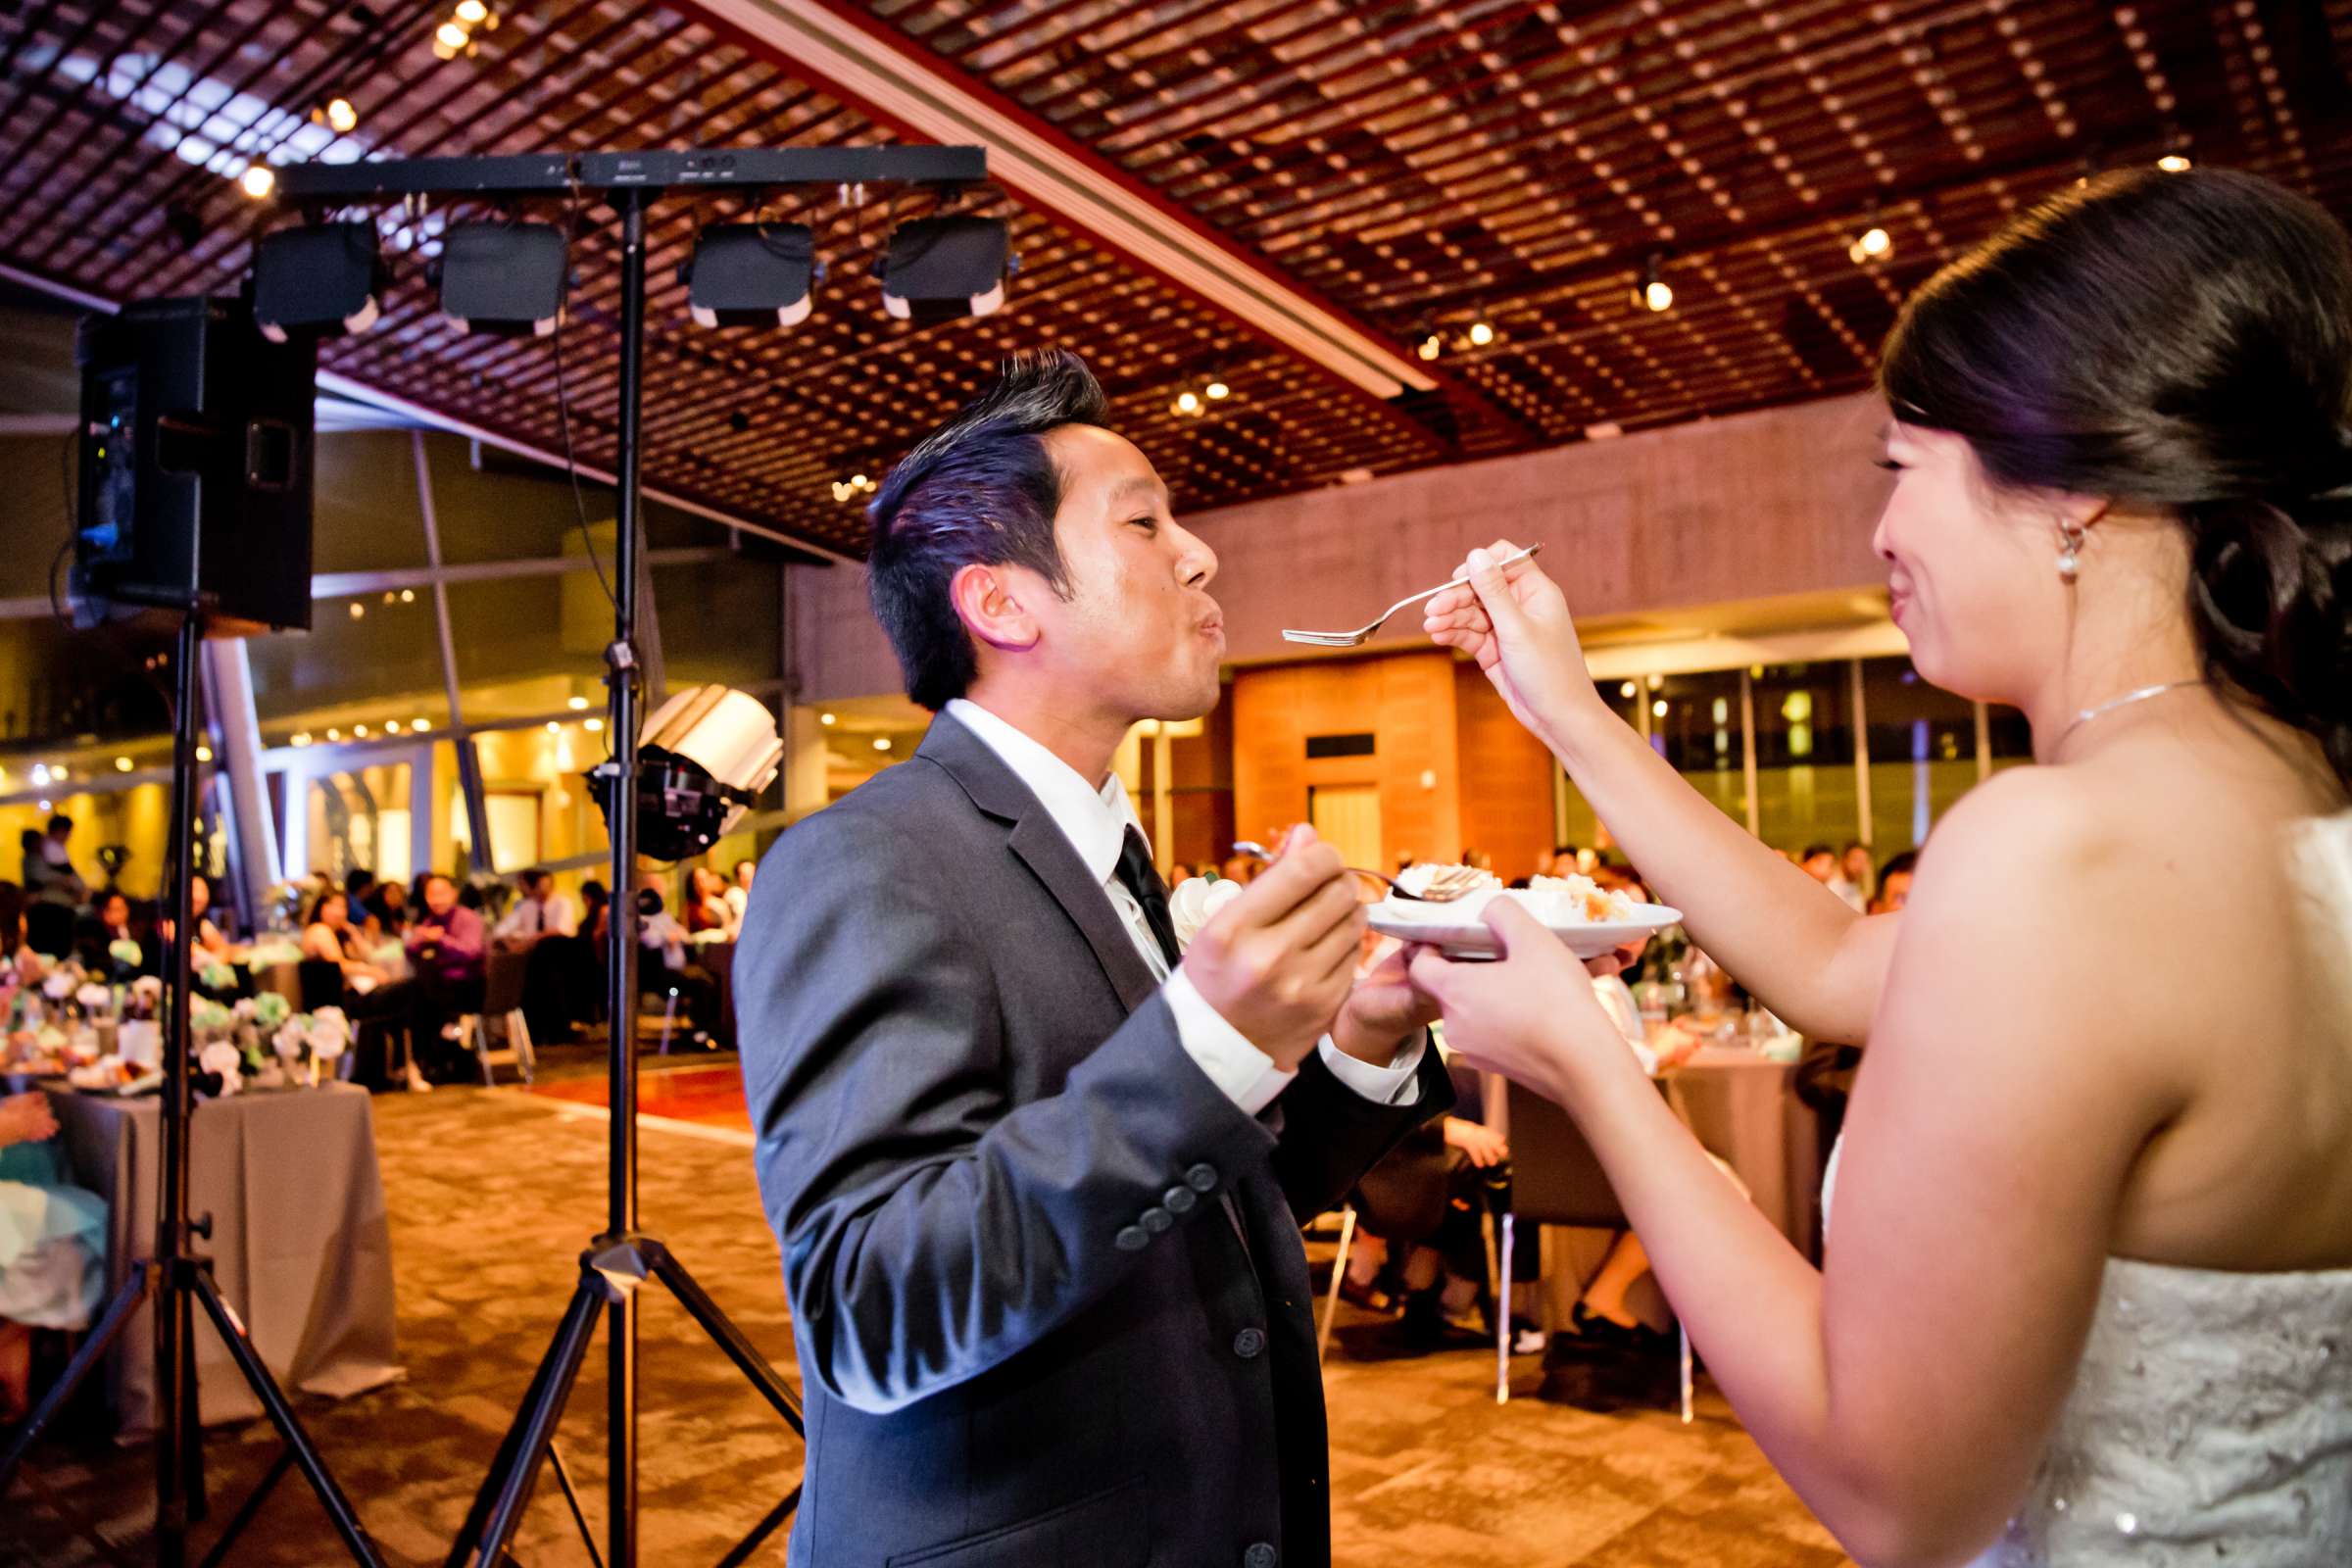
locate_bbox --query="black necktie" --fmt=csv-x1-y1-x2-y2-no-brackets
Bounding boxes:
1113,828,1182,970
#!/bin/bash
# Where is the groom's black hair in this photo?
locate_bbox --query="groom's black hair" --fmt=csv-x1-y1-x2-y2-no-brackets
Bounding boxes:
866,350,1112,710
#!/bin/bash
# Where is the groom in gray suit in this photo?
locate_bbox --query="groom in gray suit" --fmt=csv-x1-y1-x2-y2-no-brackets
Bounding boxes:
737,351,1450,1568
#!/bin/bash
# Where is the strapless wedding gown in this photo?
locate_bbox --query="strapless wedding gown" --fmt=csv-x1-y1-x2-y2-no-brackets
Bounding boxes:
1823,810,2352,1566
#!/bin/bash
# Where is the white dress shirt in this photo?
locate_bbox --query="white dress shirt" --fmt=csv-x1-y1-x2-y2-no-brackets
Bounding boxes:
495,892,578,940
946,699,1424,1114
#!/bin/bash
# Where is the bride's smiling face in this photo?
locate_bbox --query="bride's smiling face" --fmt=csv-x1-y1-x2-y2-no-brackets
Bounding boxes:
1871,417,2069,707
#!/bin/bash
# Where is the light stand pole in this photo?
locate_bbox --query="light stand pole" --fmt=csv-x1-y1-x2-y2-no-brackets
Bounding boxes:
267,145,988,1568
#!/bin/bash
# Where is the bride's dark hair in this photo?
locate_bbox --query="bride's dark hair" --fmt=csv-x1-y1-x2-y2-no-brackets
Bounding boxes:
1880,167,2352,790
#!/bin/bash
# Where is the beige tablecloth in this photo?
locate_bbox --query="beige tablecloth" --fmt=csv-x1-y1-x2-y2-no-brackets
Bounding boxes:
41,1081,403,1437
1665,1045,1823,1260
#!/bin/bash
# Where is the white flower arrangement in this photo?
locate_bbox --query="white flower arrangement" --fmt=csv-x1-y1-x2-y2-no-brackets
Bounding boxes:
199,1040,245,1097
41,970,74,1002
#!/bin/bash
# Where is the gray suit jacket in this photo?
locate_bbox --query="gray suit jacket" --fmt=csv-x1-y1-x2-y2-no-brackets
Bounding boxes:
737,709,1449,1568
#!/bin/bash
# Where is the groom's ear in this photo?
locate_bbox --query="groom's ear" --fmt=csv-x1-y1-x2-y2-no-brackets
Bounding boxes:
949,562,1042,655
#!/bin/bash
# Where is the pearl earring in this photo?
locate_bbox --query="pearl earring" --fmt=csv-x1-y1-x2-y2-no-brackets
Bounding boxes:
2057,521,2084,583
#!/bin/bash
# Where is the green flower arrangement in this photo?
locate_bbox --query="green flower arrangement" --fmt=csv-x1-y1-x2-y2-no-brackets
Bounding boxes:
108,938,143,968
200,960,237,992
251,991,291,1030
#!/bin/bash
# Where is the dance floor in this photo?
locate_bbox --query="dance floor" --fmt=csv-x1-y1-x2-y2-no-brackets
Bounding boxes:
9,1050,1849,1567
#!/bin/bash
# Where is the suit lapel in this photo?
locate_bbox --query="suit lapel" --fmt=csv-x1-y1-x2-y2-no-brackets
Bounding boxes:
919,711,1162,1016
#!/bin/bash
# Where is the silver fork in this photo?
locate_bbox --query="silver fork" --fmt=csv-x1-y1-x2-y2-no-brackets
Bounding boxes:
1230,843,1489,904
1279,543,1542,648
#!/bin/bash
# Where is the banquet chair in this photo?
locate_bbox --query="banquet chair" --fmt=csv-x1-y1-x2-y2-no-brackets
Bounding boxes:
1504,1079,1692,1421
1312,1204,1359,1362
460,948,536,1087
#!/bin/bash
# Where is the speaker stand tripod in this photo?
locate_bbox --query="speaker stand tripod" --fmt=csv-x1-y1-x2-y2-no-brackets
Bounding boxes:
0,607,385,1568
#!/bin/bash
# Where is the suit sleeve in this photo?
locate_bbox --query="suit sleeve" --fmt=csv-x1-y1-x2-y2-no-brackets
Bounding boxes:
737,809,1280,1416
1266,1039,1455,1224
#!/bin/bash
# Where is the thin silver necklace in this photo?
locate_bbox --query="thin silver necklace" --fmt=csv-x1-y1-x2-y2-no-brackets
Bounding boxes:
2053,678,2209,755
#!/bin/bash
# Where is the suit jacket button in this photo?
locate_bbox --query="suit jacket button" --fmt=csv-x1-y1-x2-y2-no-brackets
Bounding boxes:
1114,1225,1150,1251
1185,1163,1218,1193
1140,1206,1174,1235
1162,1185,1197,1214
1233,1327,1266,1359
1244,1544,1277,1568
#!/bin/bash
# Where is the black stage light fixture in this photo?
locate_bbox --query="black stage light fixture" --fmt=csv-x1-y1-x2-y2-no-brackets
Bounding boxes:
593,684,784,862
683,220,815,327
253,221,386,343
438,220,567,335
878,214,1009,322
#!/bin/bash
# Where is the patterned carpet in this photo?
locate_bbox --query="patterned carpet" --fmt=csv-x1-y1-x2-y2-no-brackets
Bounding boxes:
5,1054,1849,1567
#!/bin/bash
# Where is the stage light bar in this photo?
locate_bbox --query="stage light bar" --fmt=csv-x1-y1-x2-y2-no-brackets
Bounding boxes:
252,221,385,343
878,216,1010,323
683,221,815,328
438,220,566,336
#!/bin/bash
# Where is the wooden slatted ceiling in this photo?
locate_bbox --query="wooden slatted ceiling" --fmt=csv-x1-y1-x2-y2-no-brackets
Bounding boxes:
0,0,2346,558
885,0,2352,434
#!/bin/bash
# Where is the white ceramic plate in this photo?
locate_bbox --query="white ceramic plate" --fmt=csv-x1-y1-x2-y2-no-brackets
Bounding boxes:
1367,891,1682,959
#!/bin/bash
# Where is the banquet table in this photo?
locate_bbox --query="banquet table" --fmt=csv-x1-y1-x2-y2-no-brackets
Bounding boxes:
1663,1044,1824,1260
36,1080,403,1437
1481,1041,1825,1260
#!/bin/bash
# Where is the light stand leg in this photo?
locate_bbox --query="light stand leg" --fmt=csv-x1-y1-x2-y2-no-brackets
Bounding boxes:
0,1258,155,1490
445,1274,605,1568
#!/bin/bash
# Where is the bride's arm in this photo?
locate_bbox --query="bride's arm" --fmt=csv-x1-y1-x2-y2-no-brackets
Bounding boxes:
1415,771,2186,1567
1426,541,1892,1043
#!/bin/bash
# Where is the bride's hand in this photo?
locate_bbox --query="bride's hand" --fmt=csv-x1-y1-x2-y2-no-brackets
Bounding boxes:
1408,901,1638,1105
1421,538,1598,736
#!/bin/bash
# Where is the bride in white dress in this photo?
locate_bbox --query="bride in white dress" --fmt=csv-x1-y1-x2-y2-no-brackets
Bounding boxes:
1408,165,2352,1568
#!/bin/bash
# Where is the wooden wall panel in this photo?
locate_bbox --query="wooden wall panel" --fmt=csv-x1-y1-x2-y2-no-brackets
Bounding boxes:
1455,662,1558,882
1230,652,1460,871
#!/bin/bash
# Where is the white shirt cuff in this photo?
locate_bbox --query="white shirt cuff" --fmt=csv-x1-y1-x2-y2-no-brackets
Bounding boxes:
1162,967,1294,1116
1318,1031,1428,1105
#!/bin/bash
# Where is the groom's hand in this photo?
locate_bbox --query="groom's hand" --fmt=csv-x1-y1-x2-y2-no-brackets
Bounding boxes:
1183,826,1365,1070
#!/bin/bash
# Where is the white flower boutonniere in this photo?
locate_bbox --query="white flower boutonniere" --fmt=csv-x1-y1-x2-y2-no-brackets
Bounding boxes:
1166,876,1244,953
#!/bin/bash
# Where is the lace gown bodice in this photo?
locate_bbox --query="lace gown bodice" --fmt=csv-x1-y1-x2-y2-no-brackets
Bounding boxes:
1825,810,2352,1567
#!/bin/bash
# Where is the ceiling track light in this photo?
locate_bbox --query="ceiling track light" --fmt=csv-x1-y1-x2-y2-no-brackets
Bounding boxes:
1634,253,1673,313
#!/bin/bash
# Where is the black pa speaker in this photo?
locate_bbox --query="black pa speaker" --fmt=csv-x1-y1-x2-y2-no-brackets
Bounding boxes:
73,296,316,635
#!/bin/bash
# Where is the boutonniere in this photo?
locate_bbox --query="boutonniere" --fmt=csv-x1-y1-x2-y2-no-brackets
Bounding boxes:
1166,877,1244,954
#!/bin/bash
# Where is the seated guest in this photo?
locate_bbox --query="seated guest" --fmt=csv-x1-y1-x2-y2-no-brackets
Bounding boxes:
404,873,485,1081
1344,1104,1525,1349
579,879,611,948
154,873,237,962
365,874,410,936
1840,841,1876,906
1216,852,1257,884
0,1090,106,1421
1872,849,1919,914
683,866,732,938
1165,860,1197,887
304,889,416,1088
1800,841,1867,911
345,869,381,938
722,858,756,932
74,890,135,972
636,887,720,1046
492,867,576,948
